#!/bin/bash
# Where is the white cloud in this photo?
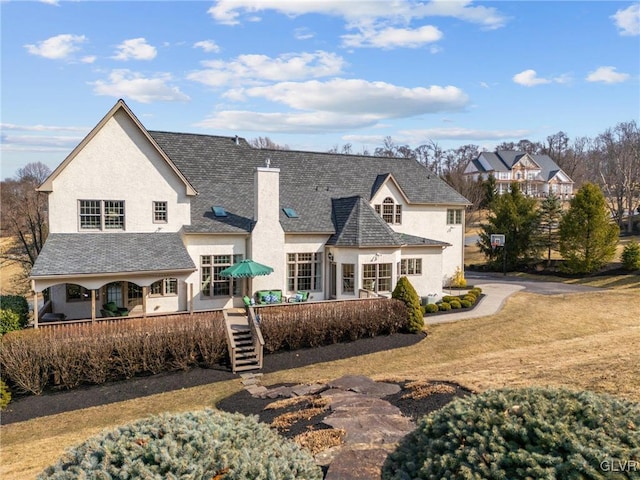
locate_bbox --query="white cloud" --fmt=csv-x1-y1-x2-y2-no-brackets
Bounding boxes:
0,123,87,154
81,56,97,64
91,70,190,103
229,78,468,117
194,40,221,53
586,66,630,84
399,127,531,141
1,123,88,132
195,110,379,133
24,34,86,60
512,69,551,87
112,38,157,61
188,51,345,87
342,24,442,49
208,0,507,30
39,0,60,5
611,4,640,36
294,27,315,40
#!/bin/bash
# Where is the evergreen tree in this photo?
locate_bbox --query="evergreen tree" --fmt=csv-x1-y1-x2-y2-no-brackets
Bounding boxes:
480,173,497,208
559,183,619,274
536,192,563,263
392,276,424,333
478,183,540,270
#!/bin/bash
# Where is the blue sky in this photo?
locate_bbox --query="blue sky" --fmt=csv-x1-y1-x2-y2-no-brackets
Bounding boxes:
1,0,639,178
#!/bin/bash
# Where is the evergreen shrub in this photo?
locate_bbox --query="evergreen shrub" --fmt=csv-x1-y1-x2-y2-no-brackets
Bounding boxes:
463,295,477,304
0,310,21,335
622,240,640,271
392,277,424,333
438,302,451,311
0,379,11,409
460,300,472,308
383,387,640,480
39,409,323,480
0,295,29,329
424,304,439,314
449,300,462,309
471,287,482,295
442,295,458,303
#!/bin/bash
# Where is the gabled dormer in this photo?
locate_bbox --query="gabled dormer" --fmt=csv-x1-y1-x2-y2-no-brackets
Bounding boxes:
369,173,410,225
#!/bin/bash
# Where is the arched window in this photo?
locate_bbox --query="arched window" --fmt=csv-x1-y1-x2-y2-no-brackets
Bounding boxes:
381,197,401,224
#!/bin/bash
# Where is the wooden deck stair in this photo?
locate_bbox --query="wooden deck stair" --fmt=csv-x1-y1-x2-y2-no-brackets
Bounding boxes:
223,308,264,373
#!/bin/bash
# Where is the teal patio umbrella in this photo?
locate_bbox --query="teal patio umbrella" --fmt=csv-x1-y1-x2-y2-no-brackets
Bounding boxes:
219,259,274,299
219,259,274,278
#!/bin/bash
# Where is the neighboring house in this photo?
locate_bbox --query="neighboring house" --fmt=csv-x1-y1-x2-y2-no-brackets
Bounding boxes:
464,151,574,198
30,100,470,323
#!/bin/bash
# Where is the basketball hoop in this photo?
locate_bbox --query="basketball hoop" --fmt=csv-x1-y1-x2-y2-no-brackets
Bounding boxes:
490,234,505,249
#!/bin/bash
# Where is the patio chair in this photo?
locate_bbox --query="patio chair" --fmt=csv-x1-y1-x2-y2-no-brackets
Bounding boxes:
103,302,129,317
288,291,310,303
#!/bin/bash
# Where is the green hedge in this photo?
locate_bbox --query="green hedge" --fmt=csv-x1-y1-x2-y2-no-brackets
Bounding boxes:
0,295,29,332
383,387,640,479
39,409,322,479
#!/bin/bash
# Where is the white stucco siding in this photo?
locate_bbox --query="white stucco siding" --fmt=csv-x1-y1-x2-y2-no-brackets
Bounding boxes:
184,234,247,311
48,110,190,233
399,248,444,297
375,202,464,284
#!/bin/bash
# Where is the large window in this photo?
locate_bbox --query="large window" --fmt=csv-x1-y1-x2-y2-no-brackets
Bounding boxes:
79,200,125,230
201,255,243,297
287,253,322,292
375,197,402,224
150,278,178,296
362,263,392,292
342,263,355,294
66,284,96,302
447,209,463,225
399,258,422,275
153,201,168,223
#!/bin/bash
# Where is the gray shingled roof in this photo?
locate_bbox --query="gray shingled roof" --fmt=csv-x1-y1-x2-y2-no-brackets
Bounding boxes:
472,151,569,183
149,131,470,235
396,232,450,247
31,233,196,277
327,196,402,247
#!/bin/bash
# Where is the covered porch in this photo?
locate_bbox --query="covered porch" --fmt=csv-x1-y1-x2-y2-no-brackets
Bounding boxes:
30,232,197,327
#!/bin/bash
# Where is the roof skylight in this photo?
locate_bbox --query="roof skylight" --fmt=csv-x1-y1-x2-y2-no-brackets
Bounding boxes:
212,206,228,217
283,207,299,218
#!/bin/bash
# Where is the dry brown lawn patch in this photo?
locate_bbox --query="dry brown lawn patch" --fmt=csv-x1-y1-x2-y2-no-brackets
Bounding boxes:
402,381,457,400
271,406,329,432
1,289,639,479
294,428,345,455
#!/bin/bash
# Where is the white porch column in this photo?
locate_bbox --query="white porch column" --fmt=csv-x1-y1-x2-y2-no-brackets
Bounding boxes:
142,286,148,317
91,289,96,323
33,291,39,329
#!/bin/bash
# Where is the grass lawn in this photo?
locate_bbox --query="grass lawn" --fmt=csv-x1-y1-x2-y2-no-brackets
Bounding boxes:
1,288,639,480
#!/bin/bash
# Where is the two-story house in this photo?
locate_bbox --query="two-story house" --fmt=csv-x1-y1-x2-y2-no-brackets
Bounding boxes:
464,151,574,198
30,100,470,323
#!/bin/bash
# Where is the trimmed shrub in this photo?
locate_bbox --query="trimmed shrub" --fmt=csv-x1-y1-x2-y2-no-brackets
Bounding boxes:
622,240,640,271
463,294,477,304
470,287,482,295
460,300,472,308
438,302,451,311
392,277,424,333
259,298,406,353
0,309,21,335
424,303,439,314
38,409,323,480
449,300,462,309
441,295,458,303
0,379,11,410
383,388,640,480
0,295,29,329
0,313,228,395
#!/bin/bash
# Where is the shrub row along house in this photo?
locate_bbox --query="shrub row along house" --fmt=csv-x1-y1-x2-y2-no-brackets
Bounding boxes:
464,150,574,199
30,100,469,324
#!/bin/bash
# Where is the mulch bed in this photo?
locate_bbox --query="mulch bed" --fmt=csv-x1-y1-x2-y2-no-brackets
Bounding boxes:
2,332,427,425
216,380,472,441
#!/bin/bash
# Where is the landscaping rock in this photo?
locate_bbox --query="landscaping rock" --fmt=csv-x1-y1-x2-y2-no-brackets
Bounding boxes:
324,445,395,480
328,375,401,397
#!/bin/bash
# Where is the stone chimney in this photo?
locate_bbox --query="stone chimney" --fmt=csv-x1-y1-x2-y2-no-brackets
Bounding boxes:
250,161,285,293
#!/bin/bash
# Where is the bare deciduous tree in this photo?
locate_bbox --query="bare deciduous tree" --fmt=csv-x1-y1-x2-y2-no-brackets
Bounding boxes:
1,162,51,290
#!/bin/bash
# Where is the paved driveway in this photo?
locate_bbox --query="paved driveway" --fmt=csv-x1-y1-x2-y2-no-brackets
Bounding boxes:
465,272,604,295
